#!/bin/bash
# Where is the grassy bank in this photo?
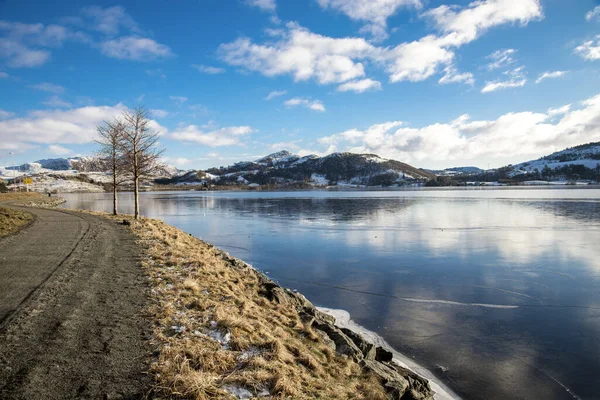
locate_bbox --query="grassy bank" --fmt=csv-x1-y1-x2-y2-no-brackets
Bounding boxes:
129,217,394,399
0,207,33,238
0,193,42,237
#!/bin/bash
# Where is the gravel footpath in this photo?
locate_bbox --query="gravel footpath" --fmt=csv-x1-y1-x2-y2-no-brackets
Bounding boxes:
0,204,151,399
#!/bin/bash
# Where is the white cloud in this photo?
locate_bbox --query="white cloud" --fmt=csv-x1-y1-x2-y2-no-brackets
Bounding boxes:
0,20,89,68
315,92,600,168
170,96,188,104
81,5,142,36
162,156,192,168
317,0,422,42
0,109,14,119
43,96,72,108
245,0,276,12
219,23,373,85
220,1,541,87
171,125,255,147
481,67,527,93
438,66,474,85
337,78,382,92
150,109,169,118
29,82,65,93
0,71,8,78
547,104,570,117
101,36,173,61
385,35,455,82
48,144,72,156
586,6,600,22
284,97,326,112
0,21,77,47
486,48,516,70
191,64,226,74
575,36,600,61
265,90,287,100
0,38,51,67
535,70,567,84
422,0,542,45
188,104,209,117
0,103,164,150
146,68,166,78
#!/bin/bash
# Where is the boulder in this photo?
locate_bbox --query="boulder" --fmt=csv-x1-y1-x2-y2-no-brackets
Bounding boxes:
312,321,363,361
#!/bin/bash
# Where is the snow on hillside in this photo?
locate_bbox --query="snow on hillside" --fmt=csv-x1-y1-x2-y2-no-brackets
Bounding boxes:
310,173,329,186
193,150,434,187
292,154,318,166
428,166,484,176
255,150,299,167
1,155,179,193
512,142,600,175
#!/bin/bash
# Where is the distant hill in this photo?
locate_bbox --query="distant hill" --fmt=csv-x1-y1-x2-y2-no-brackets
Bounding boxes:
426,166,484,176
443,142,600,184
165,150,435,188
512,142,600,176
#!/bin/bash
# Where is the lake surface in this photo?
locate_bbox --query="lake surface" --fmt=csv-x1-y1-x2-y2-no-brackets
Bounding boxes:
61,188,600,400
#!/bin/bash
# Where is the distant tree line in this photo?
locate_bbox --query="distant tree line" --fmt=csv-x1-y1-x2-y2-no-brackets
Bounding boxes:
96,106,164,219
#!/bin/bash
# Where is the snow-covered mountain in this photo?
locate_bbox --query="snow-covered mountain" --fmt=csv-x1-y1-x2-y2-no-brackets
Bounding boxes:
1,156,180,193
4,156,179,177
166,150,435,187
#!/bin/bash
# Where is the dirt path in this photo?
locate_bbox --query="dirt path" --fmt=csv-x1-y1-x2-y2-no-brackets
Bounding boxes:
0,205,151,399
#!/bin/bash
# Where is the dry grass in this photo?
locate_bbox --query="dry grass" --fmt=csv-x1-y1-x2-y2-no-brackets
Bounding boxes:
0,193,42,237
0,192,44,202
117,216,390,400
0,192,66,208
0,207,33,237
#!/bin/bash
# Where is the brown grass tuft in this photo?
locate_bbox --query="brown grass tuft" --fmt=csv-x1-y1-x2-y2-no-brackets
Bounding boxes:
0,206,33,237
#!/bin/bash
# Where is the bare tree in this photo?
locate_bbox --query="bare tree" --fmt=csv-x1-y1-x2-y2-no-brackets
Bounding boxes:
120,106,164,219
96,118,127,215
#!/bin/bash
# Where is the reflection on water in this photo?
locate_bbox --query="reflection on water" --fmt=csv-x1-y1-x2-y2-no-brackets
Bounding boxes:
62,188,600,400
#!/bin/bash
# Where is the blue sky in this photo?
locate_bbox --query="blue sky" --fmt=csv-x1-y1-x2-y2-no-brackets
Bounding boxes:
1,0,600,170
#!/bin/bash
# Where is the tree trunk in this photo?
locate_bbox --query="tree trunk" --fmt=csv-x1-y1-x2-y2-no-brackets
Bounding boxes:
112,162,118,216
113,184,118,215
134,176,139,219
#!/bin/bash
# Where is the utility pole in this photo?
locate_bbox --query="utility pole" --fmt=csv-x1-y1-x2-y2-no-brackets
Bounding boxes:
9,152,15,192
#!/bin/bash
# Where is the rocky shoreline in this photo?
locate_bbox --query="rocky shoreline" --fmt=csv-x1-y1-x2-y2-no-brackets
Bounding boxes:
217,250,436,400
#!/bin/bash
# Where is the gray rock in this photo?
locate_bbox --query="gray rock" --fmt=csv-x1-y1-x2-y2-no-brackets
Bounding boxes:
313,320,364,361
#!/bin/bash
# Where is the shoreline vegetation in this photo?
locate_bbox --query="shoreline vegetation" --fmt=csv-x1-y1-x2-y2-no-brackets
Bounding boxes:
4,192,438,399
128,215,436,399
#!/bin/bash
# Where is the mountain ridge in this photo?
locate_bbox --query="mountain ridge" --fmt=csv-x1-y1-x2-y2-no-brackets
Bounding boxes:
167,150,435,188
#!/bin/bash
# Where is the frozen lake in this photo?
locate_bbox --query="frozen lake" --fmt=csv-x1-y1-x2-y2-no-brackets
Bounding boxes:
62,187,600,400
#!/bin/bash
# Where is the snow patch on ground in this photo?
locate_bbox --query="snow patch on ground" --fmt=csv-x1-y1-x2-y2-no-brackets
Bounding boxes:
310,173,329,186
